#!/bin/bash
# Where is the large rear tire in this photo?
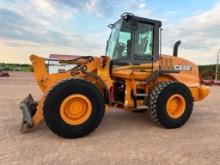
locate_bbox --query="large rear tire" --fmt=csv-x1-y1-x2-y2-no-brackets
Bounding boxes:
43,78,105,138
148,81,193,128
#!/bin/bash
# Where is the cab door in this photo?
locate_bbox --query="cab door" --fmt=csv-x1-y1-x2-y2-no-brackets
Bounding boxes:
131,21,155,80
110,15,162,80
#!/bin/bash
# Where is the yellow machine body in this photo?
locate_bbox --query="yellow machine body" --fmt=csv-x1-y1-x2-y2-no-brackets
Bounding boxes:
28,54,208,127
19,13,209,137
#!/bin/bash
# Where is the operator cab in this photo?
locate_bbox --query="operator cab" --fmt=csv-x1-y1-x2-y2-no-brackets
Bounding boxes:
106,12,162,64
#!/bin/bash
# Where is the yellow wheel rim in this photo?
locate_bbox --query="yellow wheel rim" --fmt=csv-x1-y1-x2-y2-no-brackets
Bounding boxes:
60,94,92,125
166,94,186,119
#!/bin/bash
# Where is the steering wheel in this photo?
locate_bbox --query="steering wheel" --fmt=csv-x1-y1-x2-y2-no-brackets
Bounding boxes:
114,42,128,59
119,42,127,49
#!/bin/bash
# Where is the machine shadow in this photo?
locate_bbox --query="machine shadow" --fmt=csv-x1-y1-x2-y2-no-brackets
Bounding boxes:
95,109,156,135
23,109,156,138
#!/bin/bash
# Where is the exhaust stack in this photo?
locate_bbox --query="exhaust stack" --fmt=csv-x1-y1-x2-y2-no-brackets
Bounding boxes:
173,40,181,57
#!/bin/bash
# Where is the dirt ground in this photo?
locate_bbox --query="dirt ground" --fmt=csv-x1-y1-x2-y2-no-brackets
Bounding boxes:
0,72,219,165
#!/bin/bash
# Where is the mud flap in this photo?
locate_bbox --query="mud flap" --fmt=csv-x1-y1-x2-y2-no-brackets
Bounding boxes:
19,94,37,133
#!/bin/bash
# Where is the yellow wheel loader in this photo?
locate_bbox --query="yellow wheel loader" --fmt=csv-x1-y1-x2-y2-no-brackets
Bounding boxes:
19,13,209,138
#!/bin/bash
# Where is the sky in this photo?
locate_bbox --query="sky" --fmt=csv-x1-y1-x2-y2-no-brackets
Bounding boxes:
0,0,220,64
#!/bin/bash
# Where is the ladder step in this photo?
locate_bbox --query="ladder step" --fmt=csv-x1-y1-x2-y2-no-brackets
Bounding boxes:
136,106,148,109
136,93,148,97
136,81,148,85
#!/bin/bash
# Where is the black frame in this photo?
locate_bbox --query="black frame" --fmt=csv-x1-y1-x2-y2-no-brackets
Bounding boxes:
110,13,162,64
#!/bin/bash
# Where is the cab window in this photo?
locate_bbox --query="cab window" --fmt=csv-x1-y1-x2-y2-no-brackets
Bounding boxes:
113,20,131,59
134,22,154,59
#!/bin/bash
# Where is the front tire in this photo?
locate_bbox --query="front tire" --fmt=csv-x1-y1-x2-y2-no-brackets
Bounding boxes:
149,81,193,128
43,78,105,138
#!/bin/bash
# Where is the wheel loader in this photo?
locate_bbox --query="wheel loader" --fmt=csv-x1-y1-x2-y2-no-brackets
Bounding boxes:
20,13,209,138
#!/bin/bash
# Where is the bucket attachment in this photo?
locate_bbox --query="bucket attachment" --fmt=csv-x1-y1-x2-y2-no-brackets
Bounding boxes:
19,94,37,133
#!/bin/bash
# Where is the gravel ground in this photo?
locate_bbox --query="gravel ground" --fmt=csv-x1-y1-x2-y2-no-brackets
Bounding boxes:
0,72,219,165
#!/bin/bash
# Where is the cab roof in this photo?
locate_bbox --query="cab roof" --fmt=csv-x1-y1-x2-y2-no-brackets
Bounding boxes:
109,12,162,28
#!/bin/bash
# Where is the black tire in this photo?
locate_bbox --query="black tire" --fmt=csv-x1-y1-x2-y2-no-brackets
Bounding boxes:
43,78,105,138
148,81,193,128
